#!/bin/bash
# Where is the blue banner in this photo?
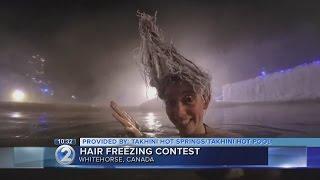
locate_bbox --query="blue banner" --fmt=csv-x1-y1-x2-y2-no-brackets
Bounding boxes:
67,147,268,168
1,138,320,169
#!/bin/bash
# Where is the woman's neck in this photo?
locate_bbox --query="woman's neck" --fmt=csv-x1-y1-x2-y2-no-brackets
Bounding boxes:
180,123,206,137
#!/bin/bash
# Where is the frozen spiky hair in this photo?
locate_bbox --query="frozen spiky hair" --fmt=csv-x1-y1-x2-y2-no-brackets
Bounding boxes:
137,11,211,102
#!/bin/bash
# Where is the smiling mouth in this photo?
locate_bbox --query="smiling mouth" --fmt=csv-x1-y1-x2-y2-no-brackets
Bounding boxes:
180,119,191,126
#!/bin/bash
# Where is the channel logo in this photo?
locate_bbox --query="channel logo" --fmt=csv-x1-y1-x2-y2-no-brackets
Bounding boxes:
55,145,75,165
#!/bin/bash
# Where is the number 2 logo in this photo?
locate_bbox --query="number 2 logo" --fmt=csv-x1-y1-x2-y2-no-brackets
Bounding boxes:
55,145,75,165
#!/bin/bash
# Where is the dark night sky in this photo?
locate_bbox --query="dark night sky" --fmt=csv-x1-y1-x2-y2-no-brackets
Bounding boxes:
1,0,320,105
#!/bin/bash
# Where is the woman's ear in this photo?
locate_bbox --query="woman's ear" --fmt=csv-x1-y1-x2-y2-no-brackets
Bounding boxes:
203,94,211,110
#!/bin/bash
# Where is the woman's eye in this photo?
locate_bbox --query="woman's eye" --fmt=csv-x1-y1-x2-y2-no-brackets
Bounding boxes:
165,100,175,106
183,95,194,104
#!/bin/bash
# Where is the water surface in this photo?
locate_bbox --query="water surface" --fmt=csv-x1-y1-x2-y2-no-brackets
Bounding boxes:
0,102,319,146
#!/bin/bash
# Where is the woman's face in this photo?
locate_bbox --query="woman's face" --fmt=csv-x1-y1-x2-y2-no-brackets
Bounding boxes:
163,81,209,136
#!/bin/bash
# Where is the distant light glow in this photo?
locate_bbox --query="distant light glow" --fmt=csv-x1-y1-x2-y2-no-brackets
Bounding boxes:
71,95,76,99
40,87,50,94
313,60,320,64
257,58,320,79
146,87,157,99
10,112,22,118
11,89,26,102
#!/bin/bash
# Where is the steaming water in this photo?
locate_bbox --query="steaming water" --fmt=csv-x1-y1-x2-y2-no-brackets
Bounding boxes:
208,102,320,137
0,102,319,146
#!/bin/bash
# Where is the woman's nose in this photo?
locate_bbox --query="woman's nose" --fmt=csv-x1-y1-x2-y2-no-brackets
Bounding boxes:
174,102,187,119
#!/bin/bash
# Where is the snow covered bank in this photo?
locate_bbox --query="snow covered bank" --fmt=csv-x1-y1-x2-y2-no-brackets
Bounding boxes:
222,61,320,102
